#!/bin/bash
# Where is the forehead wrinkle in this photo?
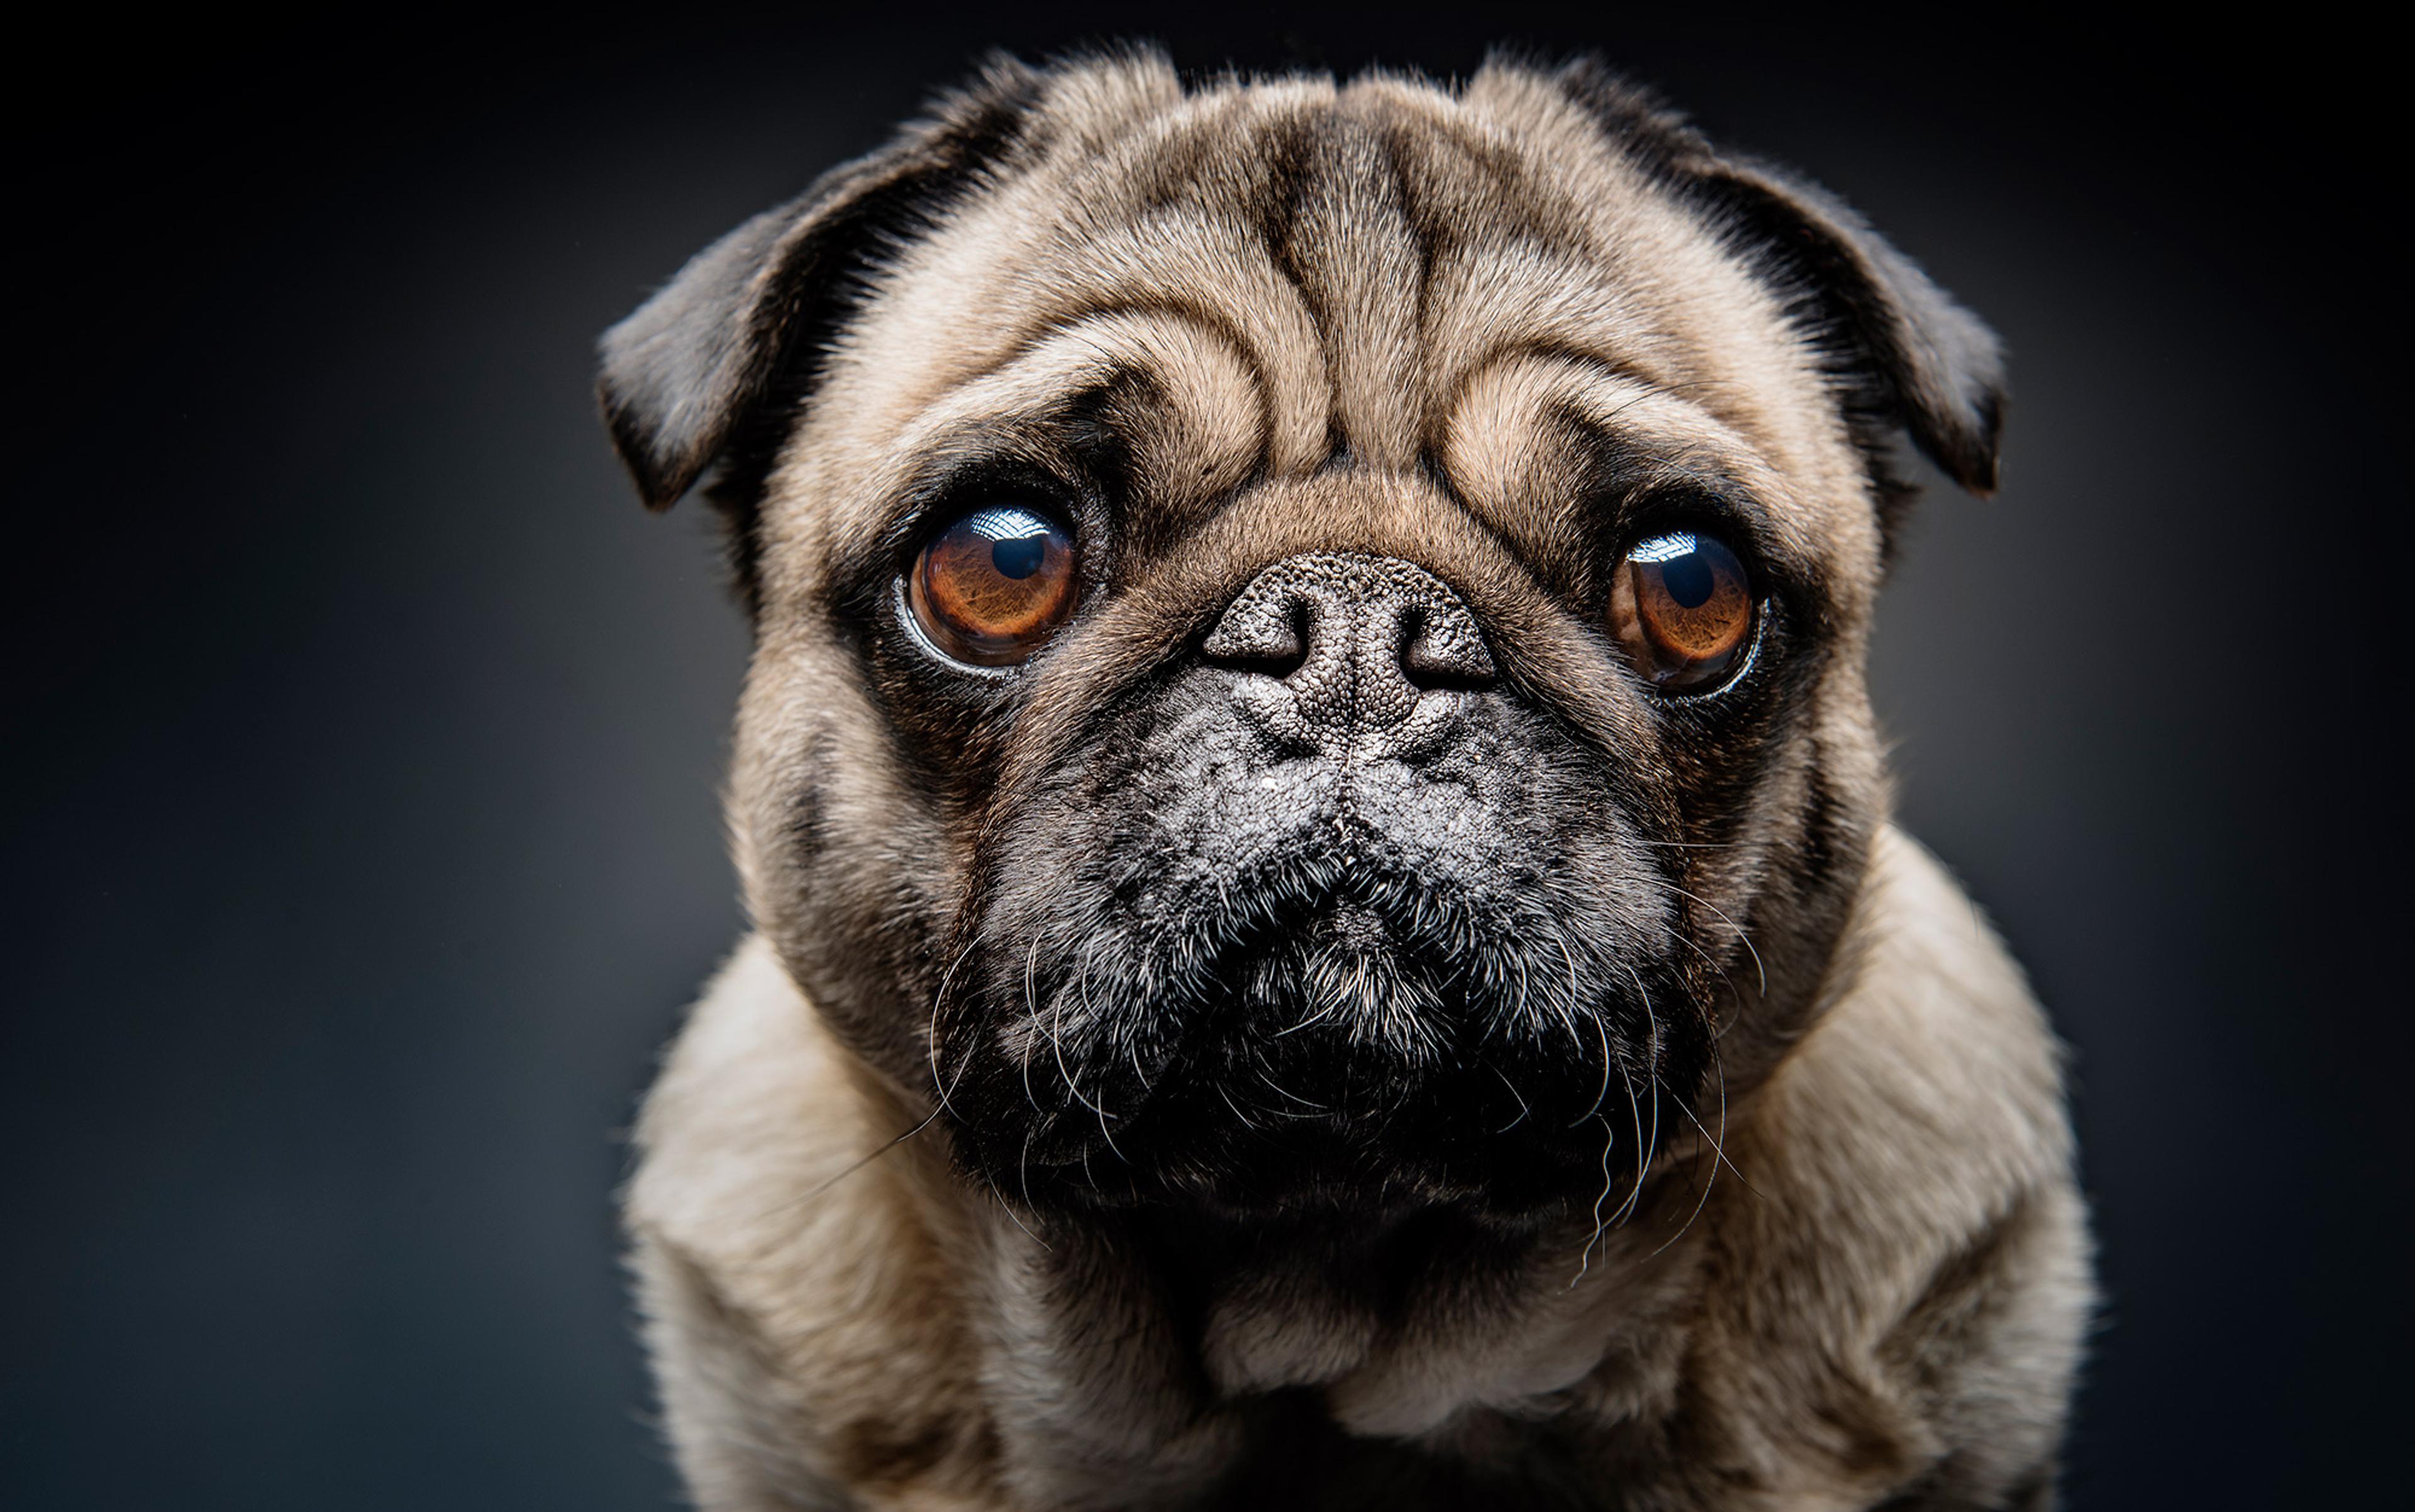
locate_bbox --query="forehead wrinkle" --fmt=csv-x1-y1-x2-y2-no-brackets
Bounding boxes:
1406,81,1849,480
779,57,1875,618
813,307,1269,531
1422,240,1681,416
1037,307,1268,533
772,78,1336,547
770,181,1091,573
1443,350,1619,559
1548,185,1858,501
1023,210,1330,477
1411,182,1872,569
1443,348,1829,571
1269,96,1428,470
755,328,1118,593
770,157,1309,579
1028,80,1452,477
1385,111,1646,399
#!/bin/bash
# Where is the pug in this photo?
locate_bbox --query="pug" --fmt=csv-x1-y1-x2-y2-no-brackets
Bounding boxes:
600,47,2091,1512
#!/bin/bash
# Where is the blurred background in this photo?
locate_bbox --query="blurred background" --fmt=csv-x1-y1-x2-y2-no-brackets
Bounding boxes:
8,6,2402,1507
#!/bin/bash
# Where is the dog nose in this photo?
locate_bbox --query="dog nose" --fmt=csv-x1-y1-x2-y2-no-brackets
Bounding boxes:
1203,552,1496,741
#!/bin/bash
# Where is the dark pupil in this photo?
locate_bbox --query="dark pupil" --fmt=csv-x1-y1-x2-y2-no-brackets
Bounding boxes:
990,533,1046,581
1660,551,1714,609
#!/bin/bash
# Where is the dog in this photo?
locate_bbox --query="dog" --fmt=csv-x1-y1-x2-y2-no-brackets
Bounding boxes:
599,47,2091,1511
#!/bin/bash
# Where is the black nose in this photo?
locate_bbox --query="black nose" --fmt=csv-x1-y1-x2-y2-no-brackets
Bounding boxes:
1202,552,1496,748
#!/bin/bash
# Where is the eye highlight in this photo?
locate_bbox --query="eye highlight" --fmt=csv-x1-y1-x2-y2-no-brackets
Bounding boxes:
907,504,1080,667
1608,531,1756,692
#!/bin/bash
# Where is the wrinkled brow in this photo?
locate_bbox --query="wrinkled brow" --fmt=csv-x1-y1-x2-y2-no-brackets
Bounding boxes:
827,308,1263,516
1441,350,1825,584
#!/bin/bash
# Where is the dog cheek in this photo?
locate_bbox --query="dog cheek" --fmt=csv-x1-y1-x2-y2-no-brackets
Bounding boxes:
736,669,970,1086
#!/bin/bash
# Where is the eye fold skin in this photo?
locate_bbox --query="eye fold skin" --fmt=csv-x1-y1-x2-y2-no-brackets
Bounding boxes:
908,504,1080,667
1607,531,1757,692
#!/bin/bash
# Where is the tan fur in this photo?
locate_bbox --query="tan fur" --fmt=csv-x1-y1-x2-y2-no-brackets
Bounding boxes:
631,835,2084,1508
608,50,2089,1511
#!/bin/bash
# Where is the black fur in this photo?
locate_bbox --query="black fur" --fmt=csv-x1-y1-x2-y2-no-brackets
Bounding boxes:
930,553,1732,1220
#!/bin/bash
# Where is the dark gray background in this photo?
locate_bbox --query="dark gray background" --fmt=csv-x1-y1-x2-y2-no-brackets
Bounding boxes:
8,7,2403,1508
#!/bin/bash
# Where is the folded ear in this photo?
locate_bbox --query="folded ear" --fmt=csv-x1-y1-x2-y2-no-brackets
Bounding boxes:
597,58,1042,511
1690,154,2006,496
1549,60,2005,503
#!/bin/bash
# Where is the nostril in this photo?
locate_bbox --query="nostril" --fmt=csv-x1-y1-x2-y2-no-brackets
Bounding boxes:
1203,589,1312,677
1206,552,1495,704
1401,603,1497,691
1265,596,1314,679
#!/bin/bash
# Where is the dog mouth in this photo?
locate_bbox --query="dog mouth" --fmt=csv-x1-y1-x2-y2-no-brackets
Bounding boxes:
1203,882,1492,1090
933,848,1704,1217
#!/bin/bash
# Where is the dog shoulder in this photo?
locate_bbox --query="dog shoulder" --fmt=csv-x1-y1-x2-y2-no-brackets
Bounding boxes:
1692,826,2091,1506
627,937,1003,1509
1792,823,2075,1204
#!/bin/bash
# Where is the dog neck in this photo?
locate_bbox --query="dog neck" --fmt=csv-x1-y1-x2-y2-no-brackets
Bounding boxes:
963,1163,1711,1501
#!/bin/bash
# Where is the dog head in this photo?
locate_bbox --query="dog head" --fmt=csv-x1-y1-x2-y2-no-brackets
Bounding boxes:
599,51,2001,1229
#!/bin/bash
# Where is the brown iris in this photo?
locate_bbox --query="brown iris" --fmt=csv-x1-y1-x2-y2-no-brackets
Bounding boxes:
908,504,1080,667
1608,531,1756,692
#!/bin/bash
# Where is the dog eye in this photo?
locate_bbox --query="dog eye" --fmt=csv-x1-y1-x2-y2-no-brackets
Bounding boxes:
907,504,1080,667
1608,531,1755,692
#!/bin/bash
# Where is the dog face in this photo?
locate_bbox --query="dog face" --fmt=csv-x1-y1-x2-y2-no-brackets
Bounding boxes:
601,53,2001,1228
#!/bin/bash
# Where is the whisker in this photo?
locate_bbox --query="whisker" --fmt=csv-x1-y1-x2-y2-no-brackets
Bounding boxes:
991,1187,1050,1251
1650,880,1767,996
1654,920,1735,984
1216,1081,1259,1131
1607,1053,1648,1228
1639,992,1663,1189
1253,1065,1330,1119
927,935,982,1117
1272,991,1347,1038
1069,941,1130,1164
1660,1060,1758,1199
1553,930,1590,1066
727,1104,947,1243
1572,1113,1618,1287
1018,934,1046,1117
1650,1101,1719,1259
1253,1055,1331,1110
1572,1006,1615,1128
1604,963,1666,1229
1653,921,1751,1042
1052,940,1114,1124
1491,1064,1532,1134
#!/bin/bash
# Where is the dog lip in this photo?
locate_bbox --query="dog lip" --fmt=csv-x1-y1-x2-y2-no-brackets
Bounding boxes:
947,826,1700,1218
1187,856,1461,960
943,685,1697,1213
1316,901,1389,950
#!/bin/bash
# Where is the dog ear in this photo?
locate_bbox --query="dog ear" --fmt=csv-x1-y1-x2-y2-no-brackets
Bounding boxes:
597,58,1043,511
1549,60,2004,504
1688,155,2005,497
